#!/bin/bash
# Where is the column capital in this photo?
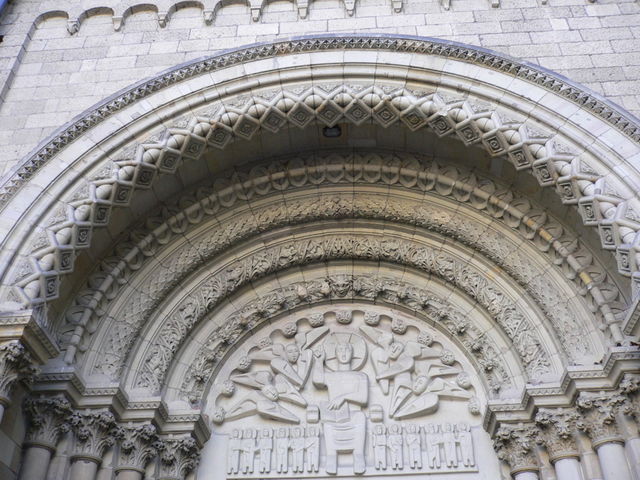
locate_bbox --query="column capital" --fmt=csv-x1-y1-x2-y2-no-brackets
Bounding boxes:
493,423,539,475
24,395,72,450
576,390,627,447
0,340,38,404
619,373,640,418
534,407,580,461
69,409,118,463
114,422,158,473
155,435,200,480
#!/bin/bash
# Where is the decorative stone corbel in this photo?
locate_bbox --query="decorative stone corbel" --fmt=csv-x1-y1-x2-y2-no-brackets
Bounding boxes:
114,423,158,480
203,10,214,25
0,340,37,421
392,0,403,12
112,16,124,31
440,0,451,10
296,0,309,19
343,0,356,15
493,423,540,478
67,19,80,35
158,12,168,28
250,7,261,22
156,436,200,480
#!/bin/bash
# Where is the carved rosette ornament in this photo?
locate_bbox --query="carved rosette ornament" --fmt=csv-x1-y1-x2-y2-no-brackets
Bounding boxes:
493,424,539,474
0,340,37,405
156,436,200,480
534,408,580,461
68,410,118,462
24,396,72,450
114,423,158,474
576,391,627,447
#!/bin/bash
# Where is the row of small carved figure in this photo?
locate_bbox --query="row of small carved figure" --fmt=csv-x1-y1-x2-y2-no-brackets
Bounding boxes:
227,422,475,475
227,426,320,475
370,422,475,470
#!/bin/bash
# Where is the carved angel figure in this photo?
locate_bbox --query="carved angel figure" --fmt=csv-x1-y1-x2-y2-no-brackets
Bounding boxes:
225,371,306,423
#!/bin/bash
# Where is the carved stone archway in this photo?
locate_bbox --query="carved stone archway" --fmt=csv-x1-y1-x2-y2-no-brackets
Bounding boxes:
0,36,639,480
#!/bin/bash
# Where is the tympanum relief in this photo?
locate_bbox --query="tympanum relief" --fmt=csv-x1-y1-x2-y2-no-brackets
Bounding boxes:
205,308,483,478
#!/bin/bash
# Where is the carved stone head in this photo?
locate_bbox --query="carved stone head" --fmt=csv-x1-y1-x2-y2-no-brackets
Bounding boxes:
285,344,300,364
336,342,354,365
389,341,405,360
413,375,429,394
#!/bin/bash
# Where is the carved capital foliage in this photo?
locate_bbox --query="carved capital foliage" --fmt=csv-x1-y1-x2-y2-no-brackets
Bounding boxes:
576,391,627,446
0,340,38,402
534,408,580,460
493,423,539,474
155,436,200,480
114,423,158,472
69,409,117,460
619,373,640,418
24,396,72,448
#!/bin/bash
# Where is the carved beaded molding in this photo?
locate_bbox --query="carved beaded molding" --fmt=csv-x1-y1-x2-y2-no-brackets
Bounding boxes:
61,153,618,373
2,37,640,300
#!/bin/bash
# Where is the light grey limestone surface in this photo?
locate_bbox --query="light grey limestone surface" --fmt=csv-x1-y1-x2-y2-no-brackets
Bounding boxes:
0,0,639,174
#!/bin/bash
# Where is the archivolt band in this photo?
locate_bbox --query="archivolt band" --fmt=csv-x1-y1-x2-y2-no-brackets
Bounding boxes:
0,36,638,480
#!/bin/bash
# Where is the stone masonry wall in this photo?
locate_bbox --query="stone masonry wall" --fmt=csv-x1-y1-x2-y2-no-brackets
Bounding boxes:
0,0,639,175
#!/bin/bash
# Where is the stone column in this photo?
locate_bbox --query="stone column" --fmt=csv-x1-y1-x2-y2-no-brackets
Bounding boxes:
156,436,200,480
113,423,158,480
577,391,633,480
535,408,584,480
68,410,117,480
19,396,72,480
0,340,37,423
494,423,540,480
620,374,640,478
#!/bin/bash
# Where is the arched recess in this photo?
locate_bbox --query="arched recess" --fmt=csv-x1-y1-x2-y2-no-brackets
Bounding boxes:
1,35,640,480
